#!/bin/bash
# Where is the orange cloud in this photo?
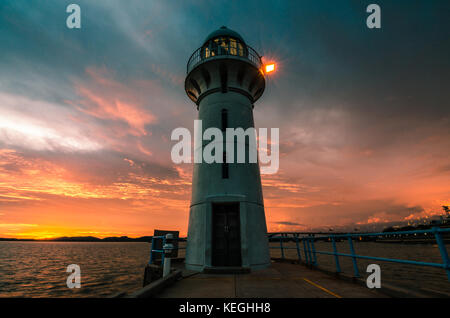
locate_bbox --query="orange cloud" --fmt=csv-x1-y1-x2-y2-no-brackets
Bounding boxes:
0,148,191,238
73,67,157,136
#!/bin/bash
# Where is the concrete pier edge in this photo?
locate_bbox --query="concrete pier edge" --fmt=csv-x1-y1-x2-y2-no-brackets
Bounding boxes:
121,269,183,298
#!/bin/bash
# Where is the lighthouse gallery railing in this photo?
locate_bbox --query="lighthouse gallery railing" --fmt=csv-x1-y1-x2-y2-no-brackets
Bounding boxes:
187,45,263,74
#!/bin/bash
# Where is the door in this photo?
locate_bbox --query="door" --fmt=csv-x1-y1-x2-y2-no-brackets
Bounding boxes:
212,202,241,267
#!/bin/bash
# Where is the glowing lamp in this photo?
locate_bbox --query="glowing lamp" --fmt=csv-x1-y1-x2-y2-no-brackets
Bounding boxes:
265,63,275,73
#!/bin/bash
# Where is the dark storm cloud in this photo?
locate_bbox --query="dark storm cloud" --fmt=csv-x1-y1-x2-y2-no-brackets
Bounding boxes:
0,1,190,104
2,0,448,118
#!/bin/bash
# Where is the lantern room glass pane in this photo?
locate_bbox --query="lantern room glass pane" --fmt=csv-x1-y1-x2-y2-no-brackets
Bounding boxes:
230,38,237,55
210,40,218,56
200,37,248,61
219,37,229,54
238,43,244,56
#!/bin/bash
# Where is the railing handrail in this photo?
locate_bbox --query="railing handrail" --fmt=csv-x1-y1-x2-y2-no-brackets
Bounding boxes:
150,236,186,240
186,45,263,74
269,227,450,238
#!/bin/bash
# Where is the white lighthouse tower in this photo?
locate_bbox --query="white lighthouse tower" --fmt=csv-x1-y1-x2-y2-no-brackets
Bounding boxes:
184,26,270,271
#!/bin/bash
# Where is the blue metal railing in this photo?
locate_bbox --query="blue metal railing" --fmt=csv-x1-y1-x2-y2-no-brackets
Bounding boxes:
148,228,450,281
269,227,450,281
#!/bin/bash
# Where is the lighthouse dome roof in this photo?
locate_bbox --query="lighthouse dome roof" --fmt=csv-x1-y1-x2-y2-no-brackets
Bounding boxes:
203,26,246,45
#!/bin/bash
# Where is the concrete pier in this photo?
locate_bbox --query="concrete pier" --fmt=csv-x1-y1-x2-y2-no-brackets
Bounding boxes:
156,261,386,298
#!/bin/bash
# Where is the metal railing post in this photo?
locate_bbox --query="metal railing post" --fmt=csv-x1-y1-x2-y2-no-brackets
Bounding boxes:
432,227,450,281
295,237,302,262
302,239,309,264
161,236,166,266
306,238,313,265
149,237,155,264
163,234,174,277
310,236,317,266
347,236,360,277
280,237,285,259
331,236,341,273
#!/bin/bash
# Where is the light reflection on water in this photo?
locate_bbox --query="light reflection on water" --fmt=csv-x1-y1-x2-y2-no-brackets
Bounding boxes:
0,241,449,297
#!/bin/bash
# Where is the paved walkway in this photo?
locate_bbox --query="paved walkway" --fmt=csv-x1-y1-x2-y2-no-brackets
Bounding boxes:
157,261,386,298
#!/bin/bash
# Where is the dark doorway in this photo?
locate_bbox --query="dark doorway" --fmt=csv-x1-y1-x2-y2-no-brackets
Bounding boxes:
212,202,241,267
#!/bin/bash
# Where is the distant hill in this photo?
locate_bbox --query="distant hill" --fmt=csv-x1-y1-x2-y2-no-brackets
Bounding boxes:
0,236,159,242
0,238,36,241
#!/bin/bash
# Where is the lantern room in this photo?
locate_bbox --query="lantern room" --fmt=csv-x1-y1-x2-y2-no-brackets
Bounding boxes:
201,26,248,58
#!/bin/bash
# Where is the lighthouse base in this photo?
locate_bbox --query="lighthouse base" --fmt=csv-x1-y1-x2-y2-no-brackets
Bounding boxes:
185,195,271,272
203,266,251,274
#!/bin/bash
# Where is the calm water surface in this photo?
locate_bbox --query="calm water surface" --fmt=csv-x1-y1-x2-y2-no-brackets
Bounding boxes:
0,241,449,297
0,242,152,297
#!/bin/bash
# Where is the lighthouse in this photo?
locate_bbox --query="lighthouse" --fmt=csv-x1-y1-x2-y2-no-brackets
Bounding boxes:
184,26,270,271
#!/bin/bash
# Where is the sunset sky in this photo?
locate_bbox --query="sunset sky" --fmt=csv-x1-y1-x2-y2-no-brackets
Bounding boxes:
0,1,449,239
